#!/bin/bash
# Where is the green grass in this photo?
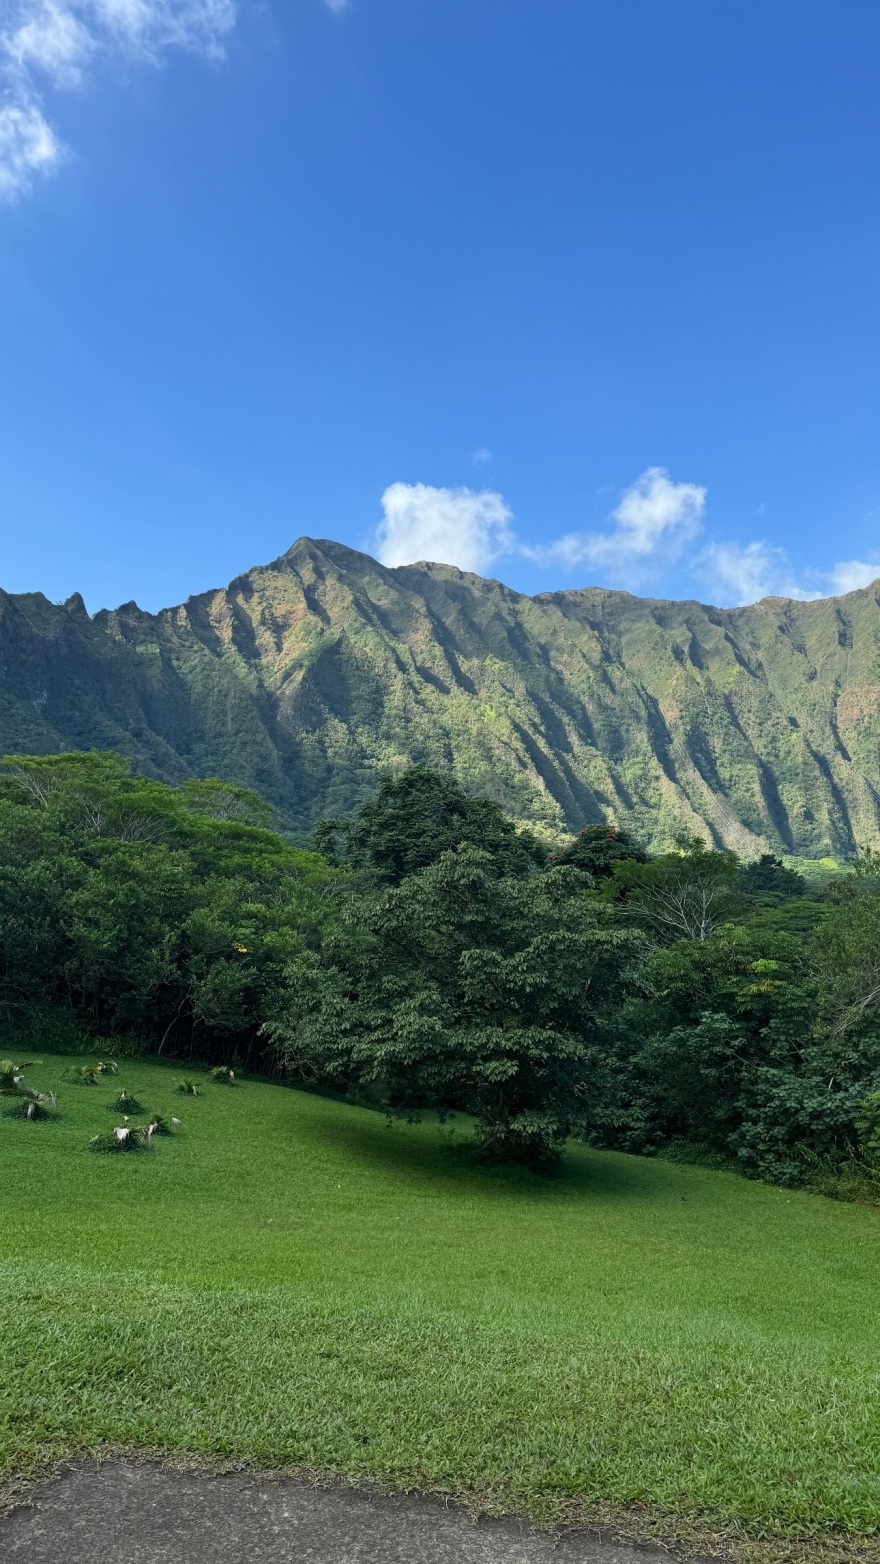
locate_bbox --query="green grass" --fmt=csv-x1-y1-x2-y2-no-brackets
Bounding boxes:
3,1053,880,1555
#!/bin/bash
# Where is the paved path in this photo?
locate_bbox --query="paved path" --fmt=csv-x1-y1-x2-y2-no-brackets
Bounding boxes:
0,1461,711,1563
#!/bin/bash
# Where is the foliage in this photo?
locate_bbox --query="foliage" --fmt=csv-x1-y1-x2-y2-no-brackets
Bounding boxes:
0,752,339,1063
269,844,640,1166
811,854,880,1034
611,837,742,942
855,1090,880,1167
314,766,544,884
60,1061,118,1085
89,1124,152,1153
0,1058,56,1119
175,1078,200,1095
0,750,872,1194
0,1058,38,1092
590,913,876,1186
146,1113,178,1136
108,1091,144,1114
738,853,807,900
548,822,647,876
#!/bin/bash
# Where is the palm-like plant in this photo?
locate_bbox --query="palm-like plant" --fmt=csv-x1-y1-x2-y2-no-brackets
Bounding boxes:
175,1078,199,1096
89,1121,152,1153
61,1060,119,1086
109,1090,144,1115
0,1059,57,1119
146,1113,178,1136
210,1065,237,1085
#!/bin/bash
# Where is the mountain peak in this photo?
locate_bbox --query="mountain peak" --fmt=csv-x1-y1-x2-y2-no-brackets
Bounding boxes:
0,539,877,858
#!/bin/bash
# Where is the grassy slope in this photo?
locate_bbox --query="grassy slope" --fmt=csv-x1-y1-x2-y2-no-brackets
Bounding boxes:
3,1054,880,1552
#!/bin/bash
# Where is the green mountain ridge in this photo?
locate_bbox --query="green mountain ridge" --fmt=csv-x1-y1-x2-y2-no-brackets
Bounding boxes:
2,535,880,855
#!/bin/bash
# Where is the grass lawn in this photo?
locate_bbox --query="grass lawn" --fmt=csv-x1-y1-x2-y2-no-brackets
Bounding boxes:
3,1052,880,1557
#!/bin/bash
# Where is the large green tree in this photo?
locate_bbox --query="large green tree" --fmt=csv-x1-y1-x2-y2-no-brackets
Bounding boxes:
313,767,544,884
548,823,646,877
268,844,639,1166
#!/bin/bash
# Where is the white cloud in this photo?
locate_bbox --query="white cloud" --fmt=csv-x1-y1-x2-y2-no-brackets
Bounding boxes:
0,96,61,195
5,2,93,85
0,0,236,197
375,482,515,575
700,542,880,606
523,467,706,583
829,559,880,595
700,540,819,605
371,470,880,608
322,0,350,13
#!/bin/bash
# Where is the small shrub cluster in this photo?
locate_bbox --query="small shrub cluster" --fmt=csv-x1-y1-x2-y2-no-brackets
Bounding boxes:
61,1061,118,1086
89,1109,183,1154
108,1091,144,1115
3,1049,242,1159
0,1058,57,1121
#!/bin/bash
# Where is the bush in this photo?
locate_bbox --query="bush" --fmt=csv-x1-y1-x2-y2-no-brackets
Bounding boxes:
5,1095,57,1121
89,1124,152,1153
61,1061,118,1086
108,1091,144,1114
146,1114,179,1136
1,1058,57,1120
210,1066,237,1085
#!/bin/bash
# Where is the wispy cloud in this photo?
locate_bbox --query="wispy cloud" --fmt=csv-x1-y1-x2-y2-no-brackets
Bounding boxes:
523,467,706,582
699,540,819,605
322,0,350,14
699,542,880,605
829,558,880,595
0,0,237,198
374,482,515,575
0,96,59,195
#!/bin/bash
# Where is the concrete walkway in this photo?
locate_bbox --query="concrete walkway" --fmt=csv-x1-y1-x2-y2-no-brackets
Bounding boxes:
0,1461,713,1563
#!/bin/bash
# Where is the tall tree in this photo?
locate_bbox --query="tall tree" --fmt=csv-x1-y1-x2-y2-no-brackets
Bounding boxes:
313,767,543,884
268,845,639,1166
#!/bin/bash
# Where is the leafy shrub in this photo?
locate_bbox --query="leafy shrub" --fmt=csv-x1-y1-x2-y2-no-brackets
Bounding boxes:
5,1092,57,1121
0,1058,57,1119
856,1090,880,1167
146,1113,179,1136
61,1061,118,1086
108,1091,144,1114
89,1124,152,1153
210,1065,237,1085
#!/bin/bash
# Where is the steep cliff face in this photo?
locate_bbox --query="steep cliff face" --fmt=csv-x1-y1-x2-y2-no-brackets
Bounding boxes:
2,536,879,854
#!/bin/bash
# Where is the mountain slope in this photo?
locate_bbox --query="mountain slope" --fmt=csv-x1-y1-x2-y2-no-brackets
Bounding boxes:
2,537,880,854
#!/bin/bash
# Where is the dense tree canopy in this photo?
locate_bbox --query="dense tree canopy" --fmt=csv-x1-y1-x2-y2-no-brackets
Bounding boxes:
0,752,336,1060
549,823,647,877
312,766,544,884
1,755,877,1184
268,845,639,1165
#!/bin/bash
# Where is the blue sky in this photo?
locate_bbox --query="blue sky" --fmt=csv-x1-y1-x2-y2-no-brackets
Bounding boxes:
1,0,880,613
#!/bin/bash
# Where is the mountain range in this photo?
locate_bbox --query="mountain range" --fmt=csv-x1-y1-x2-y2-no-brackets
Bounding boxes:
2,536,880,856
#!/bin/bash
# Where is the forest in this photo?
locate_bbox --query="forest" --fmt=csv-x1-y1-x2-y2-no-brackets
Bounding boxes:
3,750,880,1194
